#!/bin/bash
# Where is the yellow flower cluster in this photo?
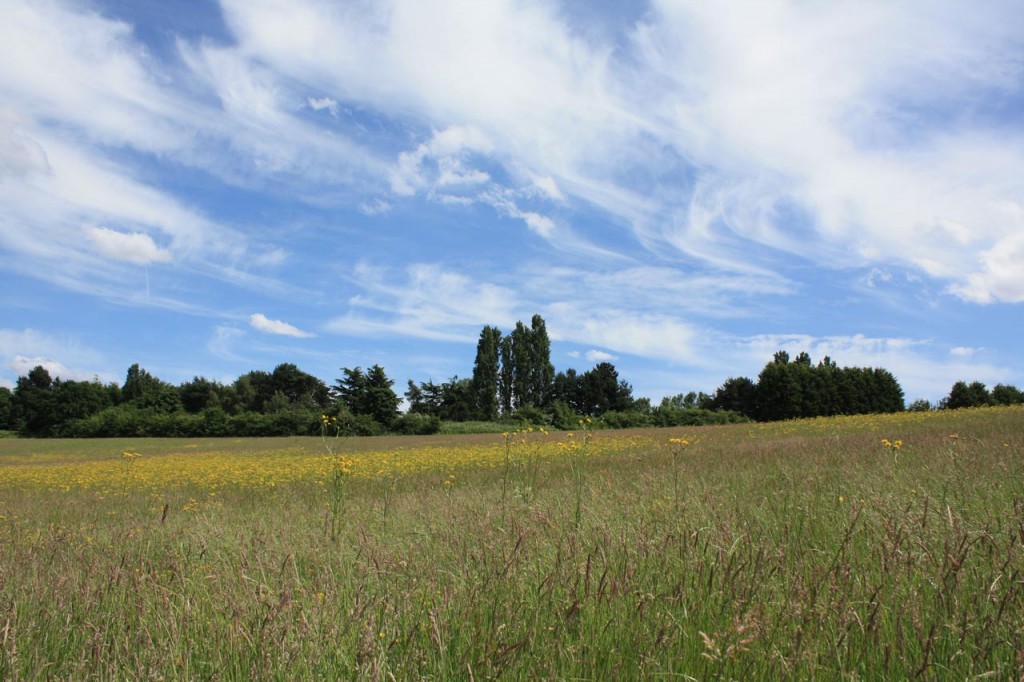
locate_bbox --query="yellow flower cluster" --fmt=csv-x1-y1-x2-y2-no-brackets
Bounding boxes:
0,434,648,495
334,456,355,476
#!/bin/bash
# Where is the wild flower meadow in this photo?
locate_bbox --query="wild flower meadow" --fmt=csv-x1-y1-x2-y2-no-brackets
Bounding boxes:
0,406,1022,678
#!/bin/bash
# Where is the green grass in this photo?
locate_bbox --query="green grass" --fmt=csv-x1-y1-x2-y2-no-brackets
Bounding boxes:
1,406,1022,679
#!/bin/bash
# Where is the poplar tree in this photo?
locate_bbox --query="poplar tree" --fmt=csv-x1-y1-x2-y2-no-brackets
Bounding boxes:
471,325,502,421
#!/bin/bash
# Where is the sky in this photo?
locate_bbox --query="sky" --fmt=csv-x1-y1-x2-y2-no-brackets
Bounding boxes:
1,0,1022,405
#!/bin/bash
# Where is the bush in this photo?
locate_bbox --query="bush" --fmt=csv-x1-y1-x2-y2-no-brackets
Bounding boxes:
549,401,584,431
652,406,749,428
597,410,653,429
511,405,548,427
438,421,510,435
334,412,384,437
390,413,442,435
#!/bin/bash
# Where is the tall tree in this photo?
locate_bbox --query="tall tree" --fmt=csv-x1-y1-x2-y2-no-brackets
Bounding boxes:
363,365,401,426
944,381,990,409
527,314,554,407
334,365,400,426
122,363,181,413
992,384,1024,406
0,387,13,430
499,335,514,416
471,326,502,421
578,362,633,416
711,377,756,416
270,363,330,409
510,321,531,410
12,366,58,436
180,376,223,414
754,354,802,421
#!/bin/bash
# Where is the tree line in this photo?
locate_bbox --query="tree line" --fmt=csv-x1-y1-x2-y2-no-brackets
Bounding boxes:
1,315,1019,438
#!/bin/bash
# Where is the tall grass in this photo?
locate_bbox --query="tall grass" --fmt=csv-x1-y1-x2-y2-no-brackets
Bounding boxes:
0,406,1022,679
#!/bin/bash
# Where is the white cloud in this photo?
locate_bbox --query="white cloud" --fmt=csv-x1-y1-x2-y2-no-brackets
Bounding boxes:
0,108,50,178
0,328,110,384
950,346,978,357
249,313,315,338
307,96,338,116
389,125,493,196
585,349,616,363
532,176,564,202
85,226,172,265
331,262,521,341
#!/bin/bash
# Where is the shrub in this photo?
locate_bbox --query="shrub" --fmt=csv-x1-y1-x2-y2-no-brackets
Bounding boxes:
390,413,442,435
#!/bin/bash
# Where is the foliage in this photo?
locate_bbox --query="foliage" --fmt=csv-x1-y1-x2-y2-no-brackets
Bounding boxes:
123,363,181,413
0,387,12,431
437,420,511,435
596,410,653,429
389,412,442,436
715,352,905,422
471,325,502,421
332,365,400,427
550,362,635,417
496,314,555,413
650,406,749,427
941,380,1024,410
991,383,1024,406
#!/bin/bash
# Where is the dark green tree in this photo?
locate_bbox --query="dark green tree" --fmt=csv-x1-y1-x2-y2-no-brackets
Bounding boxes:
551,369,584,413
0,387,13,430
711,377,756,416
527,314,554,407
180,376,223,414
269,363,330,409
578,362,633,416
944,381,990,409
406,379,444,416
333,365,400,426
499,335,514,415
991,384,1024,406
52,379,118,428
438,376,476,422
122,363,181,413
12,366,58,436
471,326,502,421
754,354,802,421
510,321,531,410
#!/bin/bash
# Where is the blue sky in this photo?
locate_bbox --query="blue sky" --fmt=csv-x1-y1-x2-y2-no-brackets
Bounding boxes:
1,0,1022,405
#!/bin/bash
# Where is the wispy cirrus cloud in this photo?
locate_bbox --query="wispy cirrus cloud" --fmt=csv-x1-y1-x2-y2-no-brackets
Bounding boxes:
215,0,1024,301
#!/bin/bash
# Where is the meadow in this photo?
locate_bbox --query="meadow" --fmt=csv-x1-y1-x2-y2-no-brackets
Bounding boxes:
1,407,1022,679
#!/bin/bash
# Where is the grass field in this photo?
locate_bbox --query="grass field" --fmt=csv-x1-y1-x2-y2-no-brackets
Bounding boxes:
1,407,1022,679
